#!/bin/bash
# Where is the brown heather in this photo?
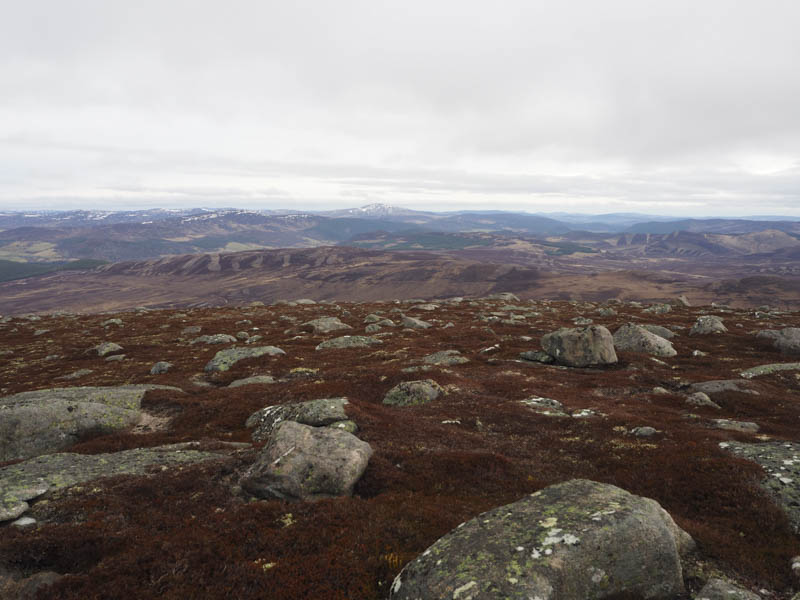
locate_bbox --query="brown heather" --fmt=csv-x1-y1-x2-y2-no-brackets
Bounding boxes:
1,299,799,598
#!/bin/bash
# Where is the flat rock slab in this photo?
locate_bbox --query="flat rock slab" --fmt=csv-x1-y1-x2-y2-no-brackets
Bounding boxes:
1,445,223,521
710,419,759,433
228,375,276,388
0,385,183,462
390,478,692,600
722,441,800,534
740,362,800,379
315,336,382,350
204,346,285,372
246,397,351,441
240,421,372,501
298,317,352,334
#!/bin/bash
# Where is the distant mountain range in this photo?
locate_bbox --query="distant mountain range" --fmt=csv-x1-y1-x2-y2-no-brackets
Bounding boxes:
1,204,800,265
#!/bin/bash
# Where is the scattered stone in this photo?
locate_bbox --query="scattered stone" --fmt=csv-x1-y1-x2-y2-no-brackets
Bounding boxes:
677,295,691,307
401,315,432,329
653,387,670,394
389,479,693,600
364,324,382,334
105,354,126,362
541,325,618,367
520,396,568,417
228,375,276,388
686,392,721,409
596,307,617,317
364,314,382,324
181,326,202,336
695,577,761,599
12,516,37,527
298,317,352,334
690,315,727,336
689,379,759,396
631,426,657,437
740,362,800,379
56,368,94,380
92,342,123,356
246,397,351,441
190,334,237,345
383,380,443,407
644,303,672,314
413,303,438,311
422,350,469,366
484,292,520,302
204,346,285,372
293,298,317,305
150,361,173,375
101,318,123,327
0,384,183,461
572,316,593,325
613,323,677,357
1,445,223,521
692,349,709,357
236,331,250,340
240,421,372,501
33,329,50,337
315,336,382,350
519,350,555,364
711,419,759,433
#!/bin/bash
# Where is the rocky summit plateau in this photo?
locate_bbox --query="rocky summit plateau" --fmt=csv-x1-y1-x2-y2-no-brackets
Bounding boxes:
3,295,800,599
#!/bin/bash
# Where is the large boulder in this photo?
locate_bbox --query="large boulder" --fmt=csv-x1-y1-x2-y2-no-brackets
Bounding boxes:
383,380,443,407
298,317,352,335
613,323,677,357
203,346,285,372
0,385,182,462
390,479,693,600
240,421,372,501
246,397,351,441
756,327,800,355
541,325,618,367
690,316,727,336
401,315,432,330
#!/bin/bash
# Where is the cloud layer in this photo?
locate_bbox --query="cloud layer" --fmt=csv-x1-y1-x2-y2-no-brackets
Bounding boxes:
1,1,799,215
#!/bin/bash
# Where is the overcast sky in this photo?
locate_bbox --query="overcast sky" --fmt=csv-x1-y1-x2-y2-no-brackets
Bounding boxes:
1,1,799,216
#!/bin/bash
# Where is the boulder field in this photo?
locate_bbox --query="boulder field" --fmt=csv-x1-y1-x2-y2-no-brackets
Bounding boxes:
1,297,800,599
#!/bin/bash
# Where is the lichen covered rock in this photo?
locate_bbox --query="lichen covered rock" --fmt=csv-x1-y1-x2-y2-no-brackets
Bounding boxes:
390,479,693,600
541,325,618,367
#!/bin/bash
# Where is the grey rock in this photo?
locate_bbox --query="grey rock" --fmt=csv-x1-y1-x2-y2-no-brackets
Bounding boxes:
298,317,352,334
0,385,182,462
315,336,382,350
240,421,372,501
1,445,222,521
12,516,37,527
383,380,443,407
228,375,276,388
181,325,202,336
677,295,691,307
740,362,800,379
236,331,250,340
422,350,469,366
541,325,618,367
644,303,672,314
613,323,677,357
485,292,520,302
390,479,692,600
377,319,396,327
695,578,761,599
520,396,568,417
365,324,382,334
56,368,94,380
150,361,172,375
641,324,676,339
401,315,432,329
711,419,759,433
105,354,126,362
596,307,618,317
101,318,123,327
204,346,285,372
686,392,721,409
364,314,383,324
632,426,658,437
519,350,555,364
93,342,123,356
413,303,439,311
690,315,727,336
293,298,317,305
190,334,237,345
689,379,759,396
572,316,594,325
33,329,50,337
247,397,350,441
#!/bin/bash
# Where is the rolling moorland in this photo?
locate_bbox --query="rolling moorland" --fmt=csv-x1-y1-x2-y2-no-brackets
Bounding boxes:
2,295,800,598
3,206,800,598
